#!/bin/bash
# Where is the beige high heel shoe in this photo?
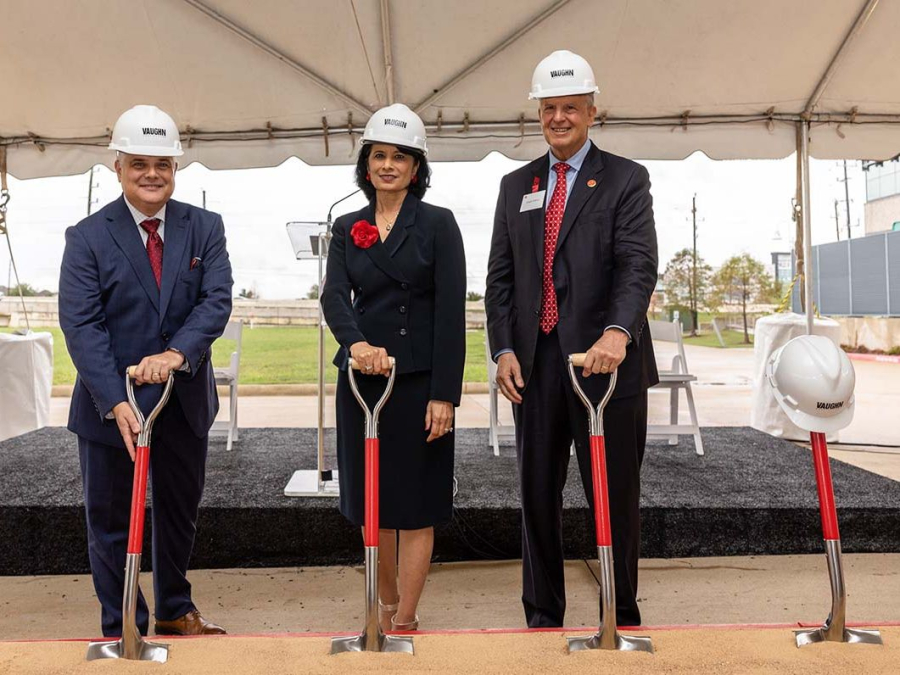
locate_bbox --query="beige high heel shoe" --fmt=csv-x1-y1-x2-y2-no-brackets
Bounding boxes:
378,600,398,631
390,614,419,632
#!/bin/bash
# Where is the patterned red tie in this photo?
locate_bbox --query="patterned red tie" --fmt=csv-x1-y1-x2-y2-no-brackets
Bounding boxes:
140,218,163,288
540,162,571,333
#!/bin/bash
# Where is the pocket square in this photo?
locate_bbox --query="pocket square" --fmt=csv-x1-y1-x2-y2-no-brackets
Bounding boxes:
190,257,202,270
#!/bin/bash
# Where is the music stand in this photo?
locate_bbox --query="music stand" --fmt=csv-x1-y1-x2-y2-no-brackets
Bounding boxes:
283,221,339,498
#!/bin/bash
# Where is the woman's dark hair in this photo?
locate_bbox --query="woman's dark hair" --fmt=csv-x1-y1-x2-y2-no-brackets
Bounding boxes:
355,143,431,201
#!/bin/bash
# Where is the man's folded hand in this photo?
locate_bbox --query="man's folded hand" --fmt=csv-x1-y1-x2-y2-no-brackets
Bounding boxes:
131,351,185,386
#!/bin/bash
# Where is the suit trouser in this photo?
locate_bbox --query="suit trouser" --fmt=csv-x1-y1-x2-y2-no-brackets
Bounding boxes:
513,329,647,628
78,393,208,637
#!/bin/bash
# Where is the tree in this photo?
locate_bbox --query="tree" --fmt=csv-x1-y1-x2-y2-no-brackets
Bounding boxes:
710,254,774,344
466,291,483,301
6,283,39,297
238,287,258,299
306,284,319,300
662,248,712,335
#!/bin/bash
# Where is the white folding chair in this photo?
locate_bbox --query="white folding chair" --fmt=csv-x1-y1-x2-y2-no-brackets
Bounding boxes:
485,325,516,457
647,319,704,456
210,319,243,451
484,326,574,457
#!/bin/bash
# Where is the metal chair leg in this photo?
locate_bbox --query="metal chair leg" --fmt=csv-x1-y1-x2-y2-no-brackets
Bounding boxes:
684,384,703,455
668,387,678,445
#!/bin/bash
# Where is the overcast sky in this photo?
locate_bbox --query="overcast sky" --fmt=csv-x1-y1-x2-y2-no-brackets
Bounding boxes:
1,151,866,299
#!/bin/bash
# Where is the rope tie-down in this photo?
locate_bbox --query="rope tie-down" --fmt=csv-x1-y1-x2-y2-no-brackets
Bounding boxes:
0,145,31,331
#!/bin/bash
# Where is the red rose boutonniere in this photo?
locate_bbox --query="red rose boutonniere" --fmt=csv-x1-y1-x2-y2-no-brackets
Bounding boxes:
350,220,379,249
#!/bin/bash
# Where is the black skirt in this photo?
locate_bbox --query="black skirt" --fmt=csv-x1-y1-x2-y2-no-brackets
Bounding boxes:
335,368,455,530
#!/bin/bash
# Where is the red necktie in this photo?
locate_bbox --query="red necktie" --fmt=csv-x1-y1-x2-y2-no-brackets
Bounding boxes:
140,218,163,288
540,162,570,334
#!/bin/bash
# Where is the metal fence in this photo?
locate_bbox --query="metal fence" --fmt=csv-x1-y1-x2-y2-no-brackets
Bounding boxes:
792,229,900,316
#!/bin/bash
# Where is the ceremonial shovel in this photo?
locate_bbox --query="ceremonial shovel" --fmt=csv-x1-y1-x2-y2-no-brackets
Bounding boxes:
86,367,174,663
565,354,653,655
794,431,883,647
331,357,414,655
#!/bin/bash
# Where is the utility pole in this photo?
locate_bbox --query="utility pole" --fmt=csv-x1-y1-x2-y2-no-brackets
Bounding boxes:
840,160,852,240
202,189,207,209
86,167,98,216
691,194,698,336
834,199,841,240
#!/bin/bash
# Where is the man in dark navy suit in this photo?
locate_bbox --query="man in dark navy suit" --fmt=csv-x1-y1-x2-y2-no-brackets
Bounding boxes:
486,51,659,628
59,105,232,637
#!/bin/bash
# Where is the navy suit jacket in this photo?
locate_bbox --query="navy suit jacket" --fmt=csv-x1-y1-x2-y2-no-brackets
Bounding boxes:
485,142,659,401
321,193,467,406
59,195,233,447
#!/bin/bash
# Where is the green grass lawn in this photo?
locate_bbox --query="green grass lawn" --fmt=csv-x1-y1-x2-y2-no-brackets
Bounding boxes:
5,323,753,384
5,326,491,386
213,326,340,385
682,329,754,348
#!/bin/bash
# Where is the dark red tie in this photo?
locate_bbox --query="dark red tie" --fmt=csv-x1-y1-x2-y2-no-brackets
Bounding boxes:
540,162,570,334
140,218,163,288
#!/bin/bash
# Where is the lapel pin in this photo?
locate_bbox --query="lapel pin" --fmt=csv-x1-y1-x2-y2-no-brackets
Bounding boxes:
587,179,597,188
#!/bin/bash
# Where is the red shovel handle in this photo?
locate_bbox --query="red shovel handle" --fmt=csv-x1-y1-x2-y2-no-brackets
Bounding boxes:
810,432,840,541
364,438,380,547
126,445,151,554
590,435,613,547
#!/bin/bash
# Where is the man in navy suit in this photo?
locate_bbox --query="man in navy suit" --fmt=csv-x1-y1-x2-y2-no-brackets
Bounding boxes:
59,105,232,637
486,51,658,628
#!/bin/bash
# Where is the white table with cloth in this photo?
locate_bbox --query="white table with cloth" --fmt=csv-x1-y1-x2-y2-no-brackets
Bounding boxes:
750,313,842,442
0,331,54,442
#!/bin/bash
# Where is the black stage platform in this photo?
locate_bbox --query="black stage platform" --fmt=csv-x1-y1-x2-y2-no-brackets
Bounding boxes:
1,427,898,575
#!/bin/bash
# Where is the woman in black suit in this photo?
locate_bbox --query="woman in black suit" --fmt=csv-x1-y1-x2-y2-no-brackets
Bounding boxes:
321,103,466,632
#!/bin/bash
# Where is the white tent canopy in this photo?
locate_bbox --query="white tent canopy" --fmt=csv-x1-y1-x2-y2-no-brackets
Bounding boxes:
2,0,900,179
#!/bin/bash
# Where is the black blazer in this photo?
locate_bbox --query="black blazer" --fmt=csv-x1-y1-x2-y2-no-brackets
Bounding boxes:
321,193,467,405
485,142,659,401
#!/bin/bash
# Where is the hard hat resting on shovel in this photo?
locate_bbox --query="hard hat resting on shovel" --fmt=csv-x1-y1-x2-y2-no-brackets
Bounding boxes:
766,334,855,433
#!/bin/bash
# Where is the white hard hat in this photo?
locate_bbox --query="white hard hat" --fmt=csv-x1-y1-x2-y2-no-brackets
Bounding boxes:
529,50,600,100
766,335,855,433
361,103,427,156
109,105,184,157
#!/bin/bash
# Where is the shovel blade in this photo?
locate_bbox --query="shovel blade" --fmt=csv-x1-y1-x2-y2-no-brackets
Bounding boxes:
86,638,169,662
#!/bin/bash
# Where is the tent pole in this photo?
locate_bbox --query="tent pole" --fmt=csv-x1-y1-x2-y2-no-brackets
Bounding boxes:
380,0,395,105
413,0,572,114
803,0,880,116
798,120,814,335
179,0,371,117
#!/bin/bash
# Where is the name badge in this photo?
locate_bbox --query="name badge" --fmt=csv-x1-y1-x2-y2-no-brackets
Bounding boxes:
520,191,545,212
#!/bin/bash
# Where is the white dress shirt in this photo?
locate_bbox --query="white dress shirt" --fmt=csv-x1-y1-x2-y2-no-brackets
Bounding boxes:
124,198,167,244
545,137,592,208
492,140,631,361
119,197,189,378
